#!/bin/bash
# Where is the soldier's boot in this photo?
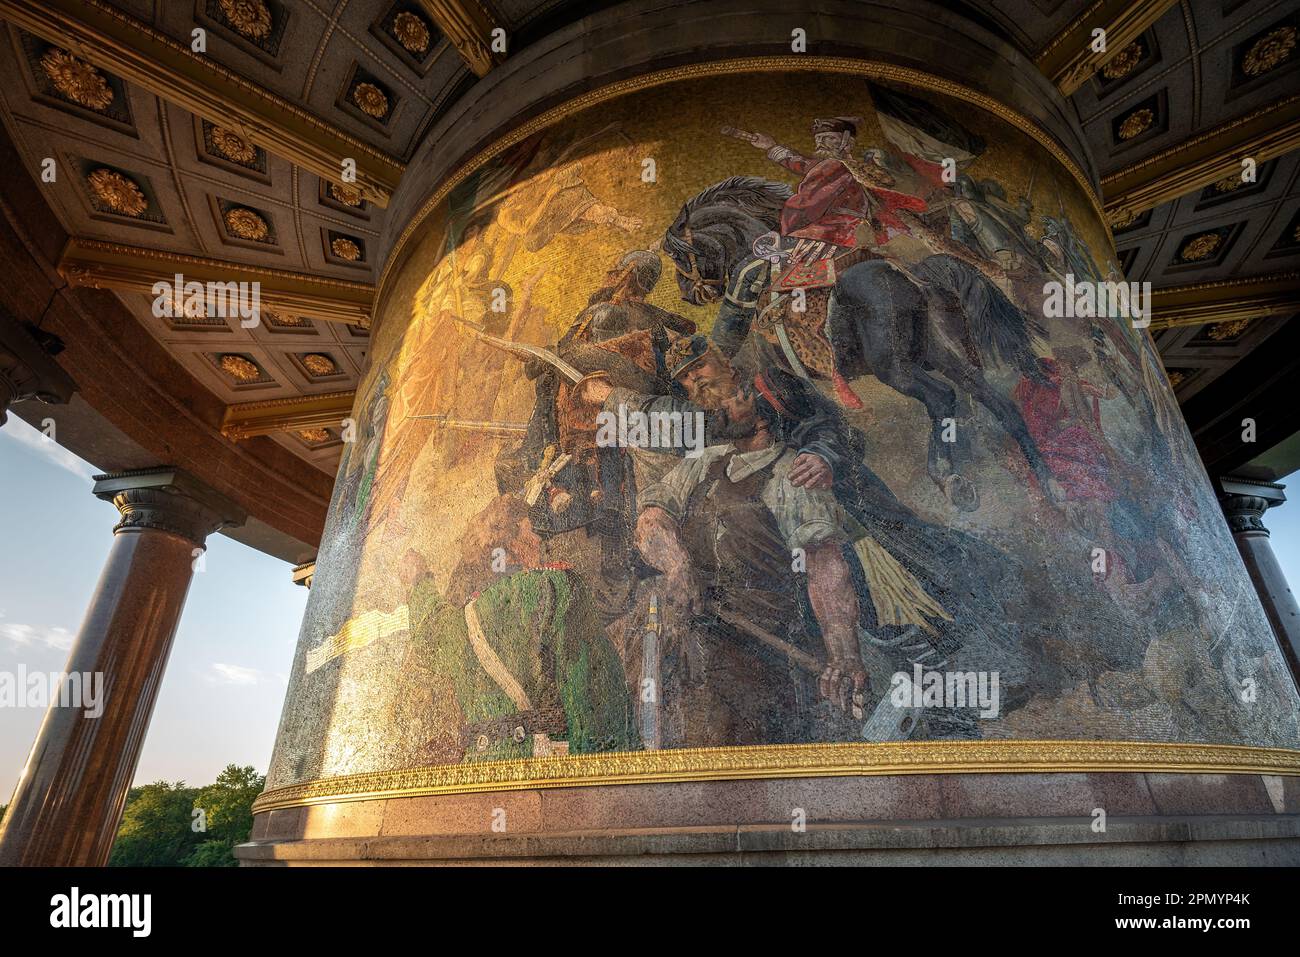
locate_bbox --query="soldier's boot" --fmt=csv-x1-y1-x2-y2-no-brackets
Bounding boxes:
832,370,865,409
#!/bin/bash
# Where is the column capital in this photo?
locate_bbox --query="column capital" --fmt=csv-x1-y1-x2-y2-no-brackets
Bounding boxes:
1218,475,1287,536
292,559,316,588
92,467,247,547
0,305,77,426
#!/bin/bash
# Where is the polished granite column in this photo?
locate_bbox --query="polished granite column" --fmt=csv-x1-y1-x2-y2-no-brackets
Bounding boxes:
0,467,245,866
1220,475,1300,687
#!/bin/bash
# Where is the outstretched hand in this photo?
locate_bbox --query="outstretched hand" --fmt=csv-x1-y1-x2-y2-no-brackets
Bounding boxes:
789,452,833,489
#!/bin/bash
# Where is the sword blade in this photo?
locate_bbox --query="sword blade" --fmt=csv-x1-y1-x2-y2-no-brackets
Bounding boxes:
406,414,528,435
457,319,584,384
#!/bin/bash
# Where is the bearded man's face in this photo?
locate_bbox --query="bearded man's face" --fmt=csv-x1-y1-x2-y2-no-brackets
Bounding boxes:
680,354,739,409
813,132,852,158
680,357,764,439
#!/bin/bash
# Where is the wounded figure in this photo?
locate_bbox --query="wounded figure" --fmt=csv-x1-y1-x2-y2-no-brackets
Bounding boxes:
633,365,868,749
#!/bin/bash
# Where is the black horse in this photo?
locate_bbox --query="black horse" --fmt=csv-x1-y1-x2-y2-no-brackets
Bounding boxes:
662,176,1058,510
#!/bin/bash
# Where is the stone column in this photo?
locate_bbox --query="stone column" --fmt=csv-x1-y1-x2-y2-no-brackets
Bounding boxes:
1219,475,1300,686
0,468,245,866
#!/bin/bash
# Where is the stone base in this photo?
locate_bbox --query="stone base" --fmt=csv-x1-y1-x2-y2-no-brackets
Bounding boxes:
236,771,1300,866
237,816,1300,866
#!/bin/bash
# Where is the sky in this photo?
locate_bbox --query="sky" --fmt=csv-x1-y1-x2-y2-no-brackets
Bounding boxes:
0,416,307,800
3,415,1300,804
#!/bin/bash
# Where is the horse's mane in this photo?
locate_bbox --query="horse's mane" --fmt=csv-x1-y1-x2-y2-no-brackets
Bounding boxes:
663,176,792,259
681,176,791,221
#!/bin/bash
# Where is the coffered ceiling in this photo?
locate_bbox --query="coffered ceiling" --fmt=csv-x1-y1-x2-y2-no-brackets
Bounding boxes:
0,0,1295,482
1072,0,1299,411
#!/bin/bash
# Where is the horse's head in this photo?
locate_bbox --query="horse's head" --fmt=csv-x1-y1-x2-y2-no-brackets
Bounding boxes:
661,176,791,306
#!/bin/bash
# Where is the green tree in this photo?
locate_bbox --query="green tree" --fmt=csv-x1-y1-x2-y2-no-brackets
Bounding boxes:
183,765,264,867
108,780,200,867
107,765,265,866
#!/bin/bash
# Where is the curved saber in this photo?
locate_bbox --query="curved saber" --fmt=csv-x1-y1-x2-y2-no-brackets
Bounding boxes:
406,414,527,435
756,289,813,382
457,319,584,384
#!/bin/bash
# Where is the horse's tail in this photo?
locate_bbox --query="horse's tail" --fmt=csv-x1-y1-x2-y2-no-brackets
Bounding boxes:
917,255,1047,383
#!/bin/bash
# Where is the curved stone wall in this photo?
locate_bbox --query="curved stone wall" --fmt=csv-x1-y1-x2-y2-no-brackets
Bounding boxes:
263,63,1300,800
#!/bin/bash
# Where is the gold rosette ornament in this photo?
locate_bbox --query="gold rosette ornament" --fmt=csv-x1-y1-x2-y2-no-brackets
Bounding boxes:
1101,41,1143,80
1208,318,1252,341
1106,207,1136,230
352,82,390,119
302,353,338,376
1243,26,1296,76
220,0,273,41
88,168,147,216
40,49,113,110
211,125,257,164
267,311,311,328
331,237,362,261
1213,172,1245,193
219,354,261,382
225,206,270,241
1118,108,1153,140
393,12,432,55
329,182,363,207
1181,233,1221,261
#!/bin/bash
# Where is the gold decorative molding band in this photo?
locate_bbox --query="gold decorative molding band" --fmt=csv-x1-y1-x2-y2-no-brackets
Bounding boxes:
1103,96,1300,223
221,390,357,440
416,0,504,77
251,739,1300,813
58,237,374,326
0,0,406,206
1034,0,1178,96
1149,270,1300,330
376,56,1111,318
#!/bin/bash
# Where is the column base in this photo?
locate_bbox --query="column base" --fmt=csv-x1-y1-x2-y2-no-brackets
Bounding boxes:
236,771,1300,866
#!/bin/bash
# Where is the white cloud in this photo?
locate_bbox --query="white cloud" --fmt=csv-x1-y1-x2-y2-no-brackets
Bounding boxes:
0,417,96,481
208,662,262,686
0,622,74,651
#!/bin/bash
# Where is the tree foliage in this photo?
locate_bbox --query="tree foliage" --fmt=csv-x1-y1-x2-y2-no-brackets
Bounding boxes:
107,765,264,867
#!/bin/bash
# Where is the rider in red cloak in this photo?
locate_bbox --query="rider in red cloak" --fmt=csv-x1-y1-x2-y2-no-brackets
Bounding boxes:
765,116,928,248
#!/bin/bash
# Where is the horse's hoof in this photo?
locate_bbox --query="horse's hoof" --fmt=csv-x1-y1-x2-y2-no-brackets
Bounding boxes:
944,474,980,512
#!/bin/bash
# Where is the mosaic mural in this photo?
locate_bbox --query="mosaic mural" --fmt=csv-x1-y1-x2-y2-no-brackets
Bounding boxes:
266,71,1300,789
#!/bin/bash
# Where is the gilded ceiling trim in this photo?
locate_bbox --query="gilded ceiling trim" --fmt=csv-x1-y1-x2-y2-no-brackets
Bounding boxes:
377,56,1111,316
1149,270,1300,330
0,0,406,207
58,237,374,326
1103,96,1300,226
221,390,358,440
415,0,504,77
1034,0,1178,96
251,739,1300,812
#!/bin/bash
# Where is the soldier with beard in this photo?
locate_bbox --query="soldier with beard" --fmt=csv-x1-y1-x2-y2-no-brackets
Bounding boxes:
632,363,867,746
581,336,1040,736
491,251,697,621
